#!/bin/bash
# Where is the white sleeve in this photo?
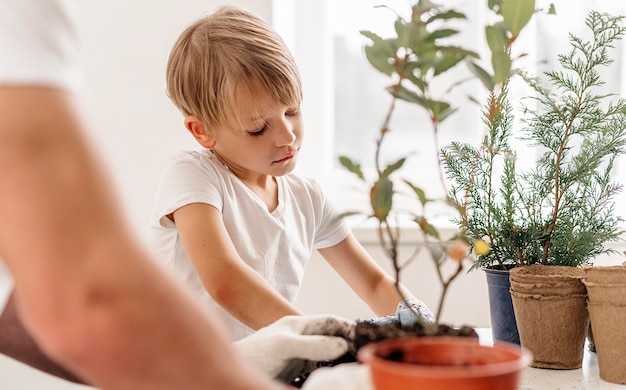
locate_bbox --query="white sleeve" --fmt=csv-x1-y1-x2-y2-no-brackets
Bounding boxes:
151,152,224,228
0,0,82,93
310,179,351,249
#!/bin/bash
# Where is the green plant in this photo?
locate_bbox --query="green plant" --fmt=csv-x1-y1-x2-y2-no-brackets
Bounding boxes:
443,10,626,271
338,0,536,322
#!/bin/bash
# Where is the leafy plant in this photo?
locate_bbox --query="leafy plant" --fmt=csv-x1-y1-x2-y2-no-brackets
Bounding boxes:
339,0,536,323
443,10,626,271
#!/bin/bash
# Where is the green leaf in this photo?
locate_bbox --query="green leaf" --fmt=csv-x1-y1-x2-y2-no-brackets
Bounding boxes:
381,157,406,178
426,9,466,23
467,60,495,91
431,100,453,121
492,51,512,85
338,156,365,180
395,19,428,52
429,28,459,40
434,52,466,76
361,31,397,76
415,216,440,239
388,85,451,118
389,85,422,104
437,106,458,122
404,180,428,206
370,177,393,221
485,24,508,57
488,0,503,12
501,0,535,37
405,64,427,92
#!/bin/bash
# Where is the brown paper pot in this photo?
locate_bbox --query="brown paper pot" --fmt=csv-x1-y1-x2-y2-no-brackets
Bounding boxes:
587,301,626,384
584,264,626,284
583,281,626,305
511,291,588,369
510,279,586,296
510,265,585,285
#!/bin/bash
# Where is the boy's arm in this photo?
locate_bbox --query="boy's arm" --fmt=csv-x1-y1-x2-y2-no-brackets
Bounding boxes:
173,203,302,331
0,87,278,390
317,233,413,316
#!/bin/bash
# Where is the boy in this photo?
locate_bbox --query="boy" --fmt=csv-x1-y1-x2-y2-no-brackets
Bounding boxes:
149,5,434,341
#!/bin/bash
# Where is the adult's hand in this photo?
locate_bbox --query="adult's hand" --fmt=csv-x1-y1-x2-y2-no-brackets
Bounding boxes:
233,314,355,383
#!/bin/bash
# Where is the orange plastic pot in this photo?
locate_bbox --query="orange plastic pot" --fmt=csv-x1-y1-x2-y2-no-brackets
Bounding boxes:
357,336,532,390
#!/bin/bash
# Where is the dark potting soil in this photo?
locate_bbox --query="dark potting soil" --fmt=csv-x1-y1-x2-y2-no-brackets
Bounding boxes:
288,321,478,387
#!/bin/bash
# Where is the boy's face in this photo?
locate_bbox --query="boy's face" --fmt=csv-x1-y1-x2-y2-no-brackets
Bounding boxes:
210,81,303,182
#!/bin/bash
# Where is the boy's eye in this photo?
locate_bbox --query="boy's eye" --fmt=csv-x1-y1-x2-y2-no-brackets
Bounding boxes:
248,125,267,137
286,109,299,117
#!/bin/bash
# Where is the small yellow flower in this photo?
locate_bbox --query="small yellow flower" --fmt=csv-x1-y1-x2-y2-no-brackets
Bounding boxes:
474,239,491,256
448,239,468,262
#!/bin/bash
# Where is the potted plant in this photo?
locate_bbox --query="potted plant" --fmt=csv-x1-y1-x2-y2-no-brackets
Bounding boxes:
443,9,626,369
337,0,626,387
337,0,536,388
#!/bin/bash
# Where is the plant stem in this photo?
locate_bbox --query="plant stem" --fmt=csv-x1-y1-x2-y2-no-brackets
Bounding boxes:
435,261,464,321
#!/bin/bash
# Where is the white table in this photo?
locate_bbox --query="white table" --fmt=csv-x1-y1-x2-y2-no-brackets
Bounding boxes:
302,328,626,390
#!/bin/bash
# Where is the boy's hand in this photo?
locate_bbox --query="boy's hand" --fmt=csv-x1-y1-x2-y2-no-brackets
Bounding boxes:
356,297,436,326
234,315,355,382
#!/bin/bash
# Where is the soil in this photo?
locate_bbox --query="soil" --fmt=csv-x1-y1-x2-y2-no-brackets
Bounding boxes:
289,321,478,387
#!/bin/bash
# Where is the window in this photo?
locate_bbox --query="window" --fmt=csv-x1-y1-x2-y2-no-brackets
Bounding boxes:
289,0,626,223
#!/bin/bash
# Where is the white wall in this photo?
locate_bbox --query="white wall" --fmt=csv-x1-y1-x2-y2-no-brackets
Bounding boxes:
75,0,274,239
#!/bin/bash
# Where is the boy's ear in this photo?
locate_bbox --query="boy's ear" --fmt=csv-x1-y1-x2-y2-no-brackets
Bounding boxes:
184,116,216,148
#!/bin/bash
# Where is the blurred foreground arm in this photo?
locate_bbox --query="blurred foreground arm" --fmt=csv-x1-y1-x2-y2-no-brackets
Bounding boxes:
0,292,84,384
0,1,281,388
0,82,279,390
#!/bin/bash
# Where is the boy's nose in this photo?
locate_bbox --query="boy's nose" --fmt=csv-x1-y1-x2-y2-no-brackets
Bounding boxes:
275,119,296,146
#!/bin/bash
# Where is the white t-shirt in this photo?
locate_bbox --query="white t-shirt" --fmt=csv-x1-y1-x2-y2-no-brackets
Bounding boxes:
148,150,351,340
0,0,82,311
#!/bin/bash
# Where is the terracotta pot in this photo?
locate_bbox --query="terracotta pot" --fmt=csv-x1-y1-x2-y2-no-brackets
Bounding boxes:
357,336,532,390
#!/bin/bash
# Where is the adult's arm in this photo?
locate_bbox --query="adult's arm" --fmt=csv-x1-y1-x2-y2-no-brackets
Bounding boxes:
0,86,280,390
0,292,85,384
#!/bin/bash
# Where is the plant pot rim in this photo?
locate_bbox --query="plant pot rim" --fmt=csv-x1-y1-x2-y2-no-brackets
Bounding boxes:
583,281,626,287
510,290,587,300
587,300,626,307
357,336,532,379
482,265,515,275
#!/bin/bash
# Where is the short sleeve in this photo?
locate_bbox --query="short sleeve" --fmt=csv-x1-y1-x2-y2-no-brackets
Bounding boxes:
150,151,224,228
310,179,351,249
0,0,82,93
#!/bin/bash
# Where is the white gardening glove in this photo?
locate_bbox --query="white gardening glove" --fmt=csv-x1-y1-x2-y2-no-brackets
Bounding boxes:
233,315,355,383
301,363,373,390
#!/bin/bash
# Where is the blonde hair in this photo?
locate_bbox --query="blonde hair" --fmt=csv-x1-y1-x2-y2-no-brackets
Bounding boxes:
166,5,302,133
